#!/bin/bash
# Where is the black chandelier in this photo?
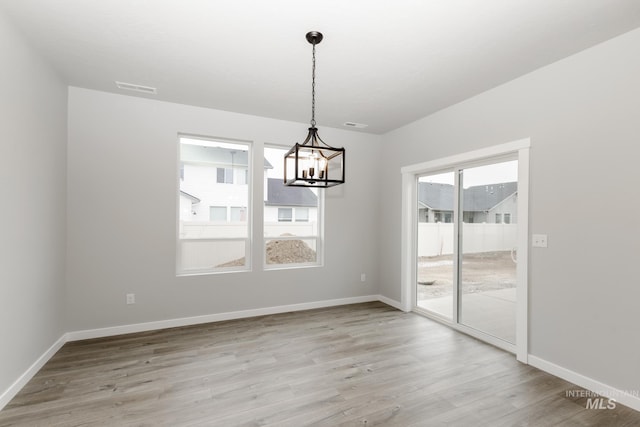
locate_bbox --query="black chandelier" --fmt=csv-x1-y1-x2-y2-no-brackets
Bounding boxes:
284,31,345,188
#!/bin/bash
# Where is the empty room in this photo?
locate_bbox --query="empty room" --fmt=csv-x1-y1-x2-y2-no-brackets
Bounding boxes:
1,1,640,425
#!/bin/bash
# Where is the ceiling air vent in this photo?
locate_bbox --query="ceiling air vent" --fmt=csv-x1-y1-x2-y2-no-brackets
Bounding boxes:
115,81,157,94
343,122,368,129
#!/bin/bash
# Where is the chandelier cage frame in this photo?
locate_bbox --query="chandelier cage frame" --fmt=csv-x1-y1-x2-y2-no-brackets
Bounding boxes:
284,31,345,188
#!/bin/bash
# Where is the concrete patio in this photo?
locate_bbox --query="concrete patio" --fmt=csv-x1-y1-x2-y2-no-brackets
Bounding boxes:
417,287,516,343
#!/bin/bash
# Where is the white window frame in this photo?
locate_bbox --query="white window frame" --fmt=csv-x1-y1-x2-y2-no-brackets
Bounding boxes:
176,134,252,276
400,138,530,363
264,144,324,270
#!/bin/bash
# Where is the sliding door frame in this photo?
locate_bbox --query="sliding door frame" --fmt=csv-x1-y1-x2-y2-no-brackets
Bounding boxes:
400,138,530,363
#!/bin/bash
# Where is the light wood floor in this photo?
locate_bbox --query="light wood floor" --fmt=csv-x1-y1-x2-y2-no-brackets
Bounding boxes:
1,302,639,426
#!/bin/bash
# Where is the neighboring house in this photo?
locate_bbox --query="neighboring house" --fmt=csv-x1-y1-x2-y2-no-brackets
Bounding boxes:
264,178,318,223
179,144,267,222
179,144,317,223
179,190,201,219
418,181,517,223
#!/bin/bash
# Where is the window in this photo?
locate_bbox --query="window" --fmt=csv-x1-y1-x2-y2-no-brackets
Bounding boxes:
230,207,247,222
177,136,251,274
217,167,234,184
495,213,502,223
264,145,323,268
210,206,227,221
504,213,511,224
278,208,292,222
295,207,309,222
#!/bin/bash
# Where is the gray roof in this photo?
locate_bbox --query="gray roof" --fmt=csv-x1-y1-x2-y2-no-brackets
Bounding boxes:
418,181,517,211
265,178,317,207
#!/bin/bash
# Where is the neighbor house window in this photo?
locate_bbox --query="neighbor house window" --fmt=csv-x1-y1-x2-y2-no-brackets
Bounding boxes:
495,213,502,223
217,167,234,184
278,208,292,222
209,206,227,221
230,207,247,222
295,208,309,222
504,213,511,224
177,136,251,275
264,145,323,268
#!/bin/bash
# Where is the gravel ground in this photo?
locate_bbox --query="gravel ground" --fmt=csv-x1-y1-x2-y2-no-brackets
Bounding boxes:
418,251,517,299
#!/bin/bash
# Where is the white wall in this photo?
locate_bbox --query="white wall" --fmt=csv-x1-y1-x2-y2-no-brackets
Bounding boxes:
66,87,382,331
0,12,67,397
379,28,640,393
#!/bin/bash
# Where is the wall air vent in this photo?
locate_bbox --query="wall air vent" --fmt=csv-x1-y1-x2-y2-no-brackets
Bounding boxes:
115,81,157,94
343,122,368,129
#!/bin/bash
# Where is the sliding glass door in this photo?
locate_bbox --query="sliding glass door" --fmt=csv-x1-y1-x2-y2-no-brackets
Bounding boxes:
416,171,455,320
415,158,518,345
459,160,518,343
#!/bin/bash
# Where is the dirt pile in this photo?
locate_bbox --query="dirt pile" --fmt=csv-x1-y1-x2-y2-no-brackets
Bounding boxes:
265,239,316,264
216,236,316,267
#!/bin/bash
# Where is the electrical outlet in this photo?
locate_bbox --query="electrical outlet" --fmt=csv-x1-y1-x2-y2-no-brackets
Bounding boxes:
360,273,366,282
126,293,135,304
532,234,548,248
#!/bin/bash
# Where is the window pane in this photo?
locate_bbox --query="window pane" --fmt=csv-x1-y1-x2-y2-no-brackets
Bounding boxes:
210,206,227,221
278,208,292,222
216,167,234,184
295,207,309,222
178,136,250,274
230,206,247,222
264,146,321,267
225,168,233,184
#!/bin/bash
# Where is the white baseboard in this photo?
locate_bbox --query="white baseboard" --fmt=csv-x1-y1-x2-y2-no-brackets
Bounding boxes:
66,295,380,342
0,334,67,411
528,355,640,412
21,297,638,420
377,294,404,311
1,295,383,411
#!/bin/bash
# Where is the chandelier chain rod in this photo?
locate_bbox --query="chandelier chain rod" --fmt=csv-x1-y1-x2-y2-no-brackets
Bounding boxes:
311,42,316,128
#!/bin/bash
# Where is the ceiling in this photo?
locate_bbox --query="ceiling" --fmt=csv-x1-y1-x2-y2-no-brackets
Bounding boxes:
2,0,640,134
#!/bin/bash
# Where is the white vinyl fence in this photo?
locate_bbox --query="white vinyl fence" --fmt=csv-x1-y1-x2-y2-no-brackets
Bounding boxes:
418,223,517,257
178,222,318,270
